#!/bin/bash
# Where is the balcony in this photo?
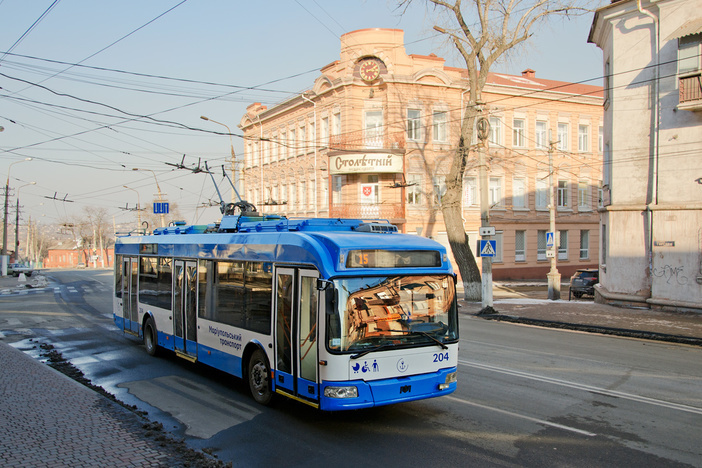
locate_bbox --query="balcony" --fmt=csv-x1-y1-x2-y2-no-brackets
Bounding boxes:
330,203,404,221
329,130,406,151
679,72,702,111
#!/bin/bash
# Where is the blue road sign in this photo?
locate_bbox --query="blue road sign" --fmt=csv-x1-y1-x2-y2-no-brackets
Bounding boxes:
479,240,497,257
154,202,169,214
546,231,555,249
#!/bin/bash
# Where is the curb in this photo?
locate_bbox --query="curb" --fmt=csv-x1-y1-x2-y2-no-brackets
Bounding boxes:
477,313,702,347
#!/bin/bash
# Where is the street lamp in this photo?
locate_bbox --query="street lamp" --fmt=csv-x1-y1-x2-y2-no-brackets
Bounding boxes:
15,182,35,262
132,168,165,228
201,115,239,199
123,185,142,231
3,157,32,257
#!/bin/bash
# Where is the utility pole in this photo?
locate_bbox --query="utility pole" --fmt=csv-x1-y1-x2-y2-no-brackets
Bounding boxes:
548,131,561,300
476,112,493,309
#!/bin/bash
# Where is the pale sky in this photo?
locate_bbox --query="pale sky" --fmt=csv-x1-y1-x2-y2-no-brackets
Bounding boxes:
0,0,606,229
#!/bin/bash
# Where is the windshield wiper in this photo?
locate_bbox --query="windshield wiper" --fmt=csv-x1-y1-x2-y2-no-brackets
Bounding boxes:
411,330,448,350
350,343,393,360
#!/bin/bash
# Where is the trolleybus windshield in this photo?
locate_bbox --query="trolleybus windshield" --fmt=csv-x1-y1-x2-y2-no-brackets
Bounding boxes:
328,275,458,353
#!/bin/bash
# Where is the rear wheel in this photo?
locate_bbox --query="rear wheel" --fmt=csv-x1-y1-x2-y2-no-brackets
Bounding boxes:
572,291,583,299
248,349,273,405
143,317,159,357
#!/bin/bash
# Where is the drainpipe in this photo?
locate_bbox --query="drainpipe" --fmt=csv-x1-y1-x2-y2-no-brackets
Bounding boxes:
637,0,659,296
301,92,318,217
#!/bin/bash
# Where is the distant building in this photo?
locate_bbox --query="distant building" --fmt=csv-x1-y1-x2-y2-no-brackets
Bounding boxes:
589,0,702,310
240,28,604,280
44,248,113,269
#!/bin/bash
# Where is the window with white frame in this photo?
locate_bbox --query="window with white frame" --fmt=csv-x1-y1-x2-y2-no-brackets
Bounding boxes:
309,121,315,150
557,123,568,151
432,110,448,142
263,136,270,165
322,181,328,208
512,177,527,209
535,120,548,149
598,180,604,208
489,116,502,145
246,142,252,168
598,126,603,153
489,177,503,208
464,176,477,207
557,180,569,208
558,230,568,260
493,232,503,263
365,110,383,148
299,181,306,210
580,230,589,260
321,117,329,146
280,131,287,159
271,133,278,162
578,124,589,152
299,124,306,155
515,230,526,262
537,230,547,260
578,180,589,209
407,173,422,205
281,184,287,205
536,176,548,209
678,33,701,74
407,109,422,141
332,175,343,204
512,118,525,147
289,183,296,210
289,128,296,157
433,175,447,205
332,112,341,136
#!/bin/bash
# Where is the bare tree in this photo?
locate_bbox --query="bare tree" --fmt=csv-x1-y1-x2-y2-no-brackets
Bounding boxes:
399,0,590,300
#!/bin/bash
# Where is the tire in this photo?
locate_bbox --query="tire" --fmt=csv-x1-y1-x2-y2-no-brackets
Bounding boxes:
248,349,273,405
143,317,159,357
573,291,583,299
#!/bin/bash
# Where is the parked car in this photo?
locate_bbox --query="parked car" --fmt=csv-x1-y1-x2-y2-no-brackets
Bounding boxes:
569,269,599,299
7,263,34,277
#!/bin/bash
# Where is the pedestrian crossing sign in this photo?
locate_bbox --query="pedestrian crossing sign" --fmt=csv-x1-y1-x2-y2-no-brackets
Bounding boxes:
546,231,555,249
479,240,497,257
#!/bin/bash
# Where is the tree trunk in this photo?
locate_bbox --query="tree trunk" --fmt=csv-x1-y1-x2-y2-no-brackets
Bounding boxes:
442,126,482,300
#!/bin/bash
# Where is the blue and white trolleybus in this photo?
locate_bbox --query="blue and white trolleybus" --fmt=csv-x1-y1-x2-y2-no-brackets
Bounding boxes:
113,208,458,410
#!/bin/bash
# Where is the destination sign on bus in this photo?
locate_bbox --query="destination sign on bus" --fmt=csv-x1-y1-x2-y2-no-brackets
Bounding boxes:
346,250,441,268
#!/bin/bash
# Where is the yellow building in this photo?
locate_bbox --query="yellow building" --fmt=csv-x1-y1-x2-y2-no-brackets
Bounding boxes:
239,28,603,280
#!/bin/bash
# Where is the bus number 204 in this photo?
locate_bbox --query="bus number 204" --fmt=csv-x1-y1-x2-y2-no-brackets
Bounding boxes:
433,352,450,362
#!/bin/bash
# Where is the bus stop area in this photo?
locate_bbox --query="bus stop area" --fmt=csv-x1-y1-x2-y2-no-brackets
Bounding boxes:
0,275,701,465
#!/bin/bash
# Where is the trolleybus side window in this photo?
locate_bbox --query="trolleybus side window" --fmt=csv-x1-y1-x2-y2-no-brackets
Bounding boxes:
138,257,172,310
201,260,273,335
114,255,123,298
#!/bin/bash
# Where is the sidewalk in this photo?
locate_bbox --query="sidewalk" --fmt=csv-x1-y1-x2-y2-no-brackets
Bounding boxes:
0,341,187,467
459,282,702,346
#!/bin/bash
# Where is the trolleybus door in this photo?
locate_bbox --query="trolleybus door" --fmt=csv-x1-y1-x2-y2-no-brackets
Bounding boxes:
121,257,139,335
274,268,320,403
173,260,198,359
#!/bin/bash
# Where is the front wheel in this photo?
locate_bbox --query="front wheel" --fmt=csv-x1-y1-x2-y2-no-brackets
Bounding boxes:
143,317,159,357
248,349,273,405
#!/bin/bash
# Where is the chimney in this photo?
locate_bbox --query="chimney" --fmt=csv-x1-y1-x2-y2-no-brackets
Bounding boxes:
522,69,535,78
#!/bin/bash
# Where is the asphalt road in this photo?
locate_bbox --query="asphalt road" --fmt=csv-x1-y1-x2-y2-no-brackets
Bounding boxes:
1,269,700,467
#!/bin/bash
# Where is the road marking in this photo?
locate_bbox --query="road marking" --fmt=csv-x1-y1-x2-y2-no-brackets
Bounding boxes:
460,360,702,416
445,395,597,437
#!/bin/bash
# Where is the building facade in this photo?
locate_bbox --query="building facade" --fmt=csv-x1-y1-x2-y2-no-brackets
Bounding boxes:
589,0,702,311
239,28,604,280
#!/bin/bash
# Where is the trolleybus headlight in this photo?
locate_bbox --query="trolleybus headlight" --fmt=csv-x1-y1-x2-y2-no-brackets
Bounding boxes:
439,371,457,390
324,386,359,399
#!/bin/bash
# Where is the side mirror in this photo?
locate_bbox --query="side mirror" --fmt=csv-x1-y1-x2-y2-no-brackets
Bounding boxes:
316,278,333,291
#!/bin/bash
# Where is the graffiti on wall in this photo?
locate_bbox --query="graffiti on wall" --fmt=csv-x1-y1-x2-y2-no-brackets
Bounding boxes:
653,265,689,286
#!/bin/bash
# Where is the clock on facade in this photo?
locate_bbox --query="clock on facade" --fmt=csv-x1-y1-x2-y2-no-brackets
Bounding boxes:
359,59,380,82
